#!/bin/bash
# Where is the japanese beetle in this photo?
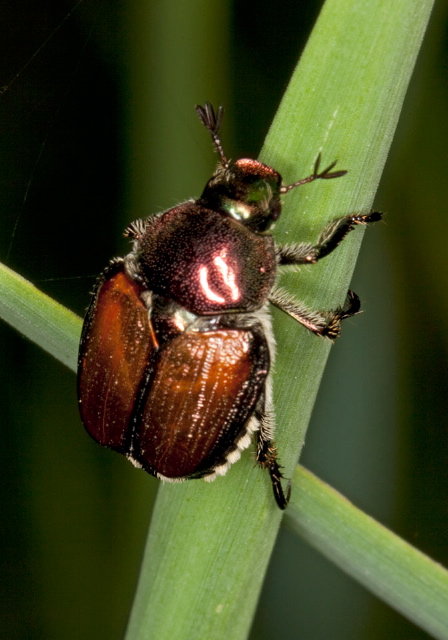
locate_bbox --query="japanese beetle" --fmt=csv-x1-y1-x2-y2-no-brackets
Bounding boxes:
78,103,381,509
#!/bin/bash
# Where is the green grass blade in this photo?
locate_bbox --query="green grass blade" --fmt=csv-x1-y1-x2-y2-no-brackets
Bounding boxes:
126,1,434,639
286,466,448,639
261,0,434,482
0,261,80,371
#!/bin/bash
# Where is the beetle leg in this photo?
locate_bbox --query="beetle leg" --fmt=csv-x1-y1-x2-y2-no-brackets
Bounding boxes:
254,408,291,510
269,286,360,340
280,153,347,193
268,463,292,511
276,211,382,266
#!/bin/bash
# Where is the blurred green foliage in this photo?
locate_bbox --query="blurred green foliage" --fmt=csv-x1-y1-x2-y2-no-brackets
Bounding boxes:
0,1,447,638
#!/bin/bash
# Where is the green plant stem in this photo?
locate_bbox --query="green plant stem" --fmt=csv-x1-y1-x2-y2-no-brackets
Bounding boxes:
287,466,448,640
125,1,435,639
0,261,80,371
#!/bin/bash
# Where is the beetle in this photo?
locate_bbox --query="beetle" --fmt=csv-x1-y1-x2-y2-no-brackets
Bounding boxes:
77,103,381,509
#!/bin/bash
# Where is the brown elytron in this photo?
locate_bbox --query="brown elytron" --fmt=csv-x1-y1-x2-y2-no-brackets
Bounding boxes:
134,330,268,478
78,262,156,451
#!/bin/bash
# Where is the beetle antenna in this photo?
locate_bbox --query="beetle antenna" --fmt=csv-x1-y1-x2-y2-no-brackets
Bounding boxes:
195,102,229,166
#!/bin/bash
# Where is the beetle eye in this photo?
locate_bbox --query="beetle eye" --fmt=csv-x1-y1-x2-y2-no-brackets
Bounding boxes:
269,198,281,222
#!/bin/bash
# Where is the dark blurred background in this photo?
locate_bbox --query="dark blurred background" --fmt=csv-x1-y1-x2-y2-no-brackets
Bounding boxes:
1,1,447,638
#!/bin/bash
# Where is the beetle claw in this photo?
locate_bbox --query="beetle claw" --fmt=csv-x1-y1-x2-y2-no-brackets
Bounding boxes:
268,464,291,510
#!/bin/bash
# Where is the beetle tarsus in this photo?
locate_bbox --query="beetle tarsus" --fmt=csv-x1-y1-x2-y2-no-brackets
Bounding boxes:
280,152,347,193
320,290,362,340
256,429,291,509
340,289,361,318
268,461,291,510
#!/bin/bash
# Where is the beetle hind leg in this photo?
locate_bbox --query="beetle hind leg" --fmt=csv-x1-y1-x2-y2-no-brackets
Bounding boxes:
268,461,292,511
256,409,291,510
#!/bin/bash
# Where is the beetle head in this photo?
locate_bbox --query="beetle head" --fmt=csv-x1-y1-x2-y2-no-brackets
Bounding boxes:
199,158,283,233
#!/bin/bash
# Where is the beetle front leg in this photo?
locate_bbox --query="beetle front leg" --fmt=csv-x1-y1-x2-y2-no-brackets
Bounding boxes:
276,211,382,266
269,287,360,340
255,408,291,510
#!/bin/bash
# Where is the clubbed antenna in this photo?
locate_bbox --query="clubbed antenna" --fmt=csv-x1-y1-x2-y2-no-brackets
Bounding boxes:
195,102,228,166
280,153,347,193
